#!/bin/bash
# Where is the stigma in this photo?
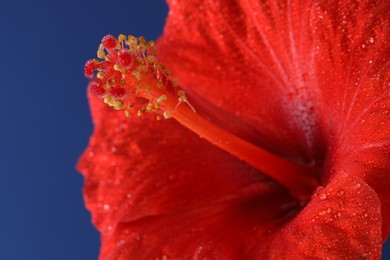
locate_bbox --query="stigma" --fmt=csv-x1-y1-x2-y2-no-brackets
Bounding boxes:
84,34,192,118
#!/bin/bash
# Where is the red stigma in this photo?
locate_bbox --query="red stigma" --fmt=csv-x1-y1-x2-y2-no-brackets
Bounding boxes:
118,50,133,68
88,79,106,98
84,59,95,78
102,35,117,50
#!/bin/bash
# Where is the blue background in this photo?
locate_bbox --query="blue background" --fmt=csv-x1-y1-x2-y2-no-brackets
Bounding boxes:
0,0,167,259
0,0,388,259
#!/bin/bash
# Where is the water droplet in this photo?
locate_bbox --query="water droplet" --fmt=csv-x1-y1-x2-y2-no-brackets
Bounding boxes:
126,193,132,199
355,183,361,189
336,212,342,217
320,193,327,200
319,210,326,216
111,146,117,153
368,37,374,43
103,204,111,210
337,190,344,197
364,213,368,218
327,208,332,213
361,44,366,49
88,151,95,157
117,240,125,246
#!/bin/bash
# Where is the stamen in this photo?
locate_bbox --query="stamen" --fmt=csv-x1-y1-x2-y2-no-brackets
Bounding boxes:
84,34,319,201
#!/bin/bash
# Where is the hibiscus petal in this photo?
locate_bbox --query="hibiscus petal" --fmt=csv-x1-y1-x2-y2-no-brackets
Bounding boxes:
78,93,297,258
159,0,328,163
158,0,390,238
79,107,382,260
259,173,382,259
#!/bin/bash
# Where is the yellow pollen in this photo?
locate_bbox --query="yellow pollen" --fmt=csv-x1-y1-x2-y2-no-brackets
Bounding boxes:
88,34,194,120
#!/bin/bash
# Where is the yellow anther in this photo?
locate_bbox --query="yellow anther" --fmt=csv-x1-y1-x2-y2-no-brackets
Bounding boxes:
118,34,127,43
136,82,143,89
146,55,156,63
131,71,142,80
137,110,143,117
104,96,125,110
112,100,125,110
127,35,137,48
97,44,105,59
136,57,144,64
163,111,172,119
156,115,162,120
138,36,147,45
146,101,156,111
114,64,124,72
124,110,130,117
137,65,148,72
97,71,104,79
156,95,167,103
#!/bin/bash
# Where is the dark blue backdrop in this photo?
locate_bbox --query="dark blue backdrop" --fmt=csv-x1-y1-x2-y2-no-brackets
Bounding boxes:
0,0,167,259
0,0,388,259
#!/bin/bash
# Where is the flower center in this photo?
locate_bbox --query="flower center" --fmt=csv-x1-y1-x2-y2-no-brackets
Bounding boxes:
84,34,320,202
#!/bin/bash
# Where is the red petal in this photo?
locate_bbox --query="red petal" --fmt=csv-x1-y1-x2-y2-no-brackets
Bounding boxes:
262,173,382,259
158,0,389,238
78,92,296,258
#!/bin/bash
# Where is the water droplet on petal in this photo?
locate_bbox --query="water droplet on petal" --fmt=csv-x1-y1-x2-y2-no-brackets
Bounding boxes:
337,190,344,197
368,37,374,43
320,193,327,200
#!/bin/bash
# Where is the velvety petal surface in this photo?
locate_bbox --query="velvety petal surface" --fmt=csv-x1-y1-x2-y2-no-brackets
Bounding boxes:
158,0,390,238
261,173,382,259
79,95,382,259
78,94,296,258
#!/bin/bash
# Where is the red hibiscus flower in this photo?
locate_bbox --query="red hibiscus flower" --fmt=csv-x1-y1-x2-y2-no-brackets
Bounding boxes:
78,0,389,259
